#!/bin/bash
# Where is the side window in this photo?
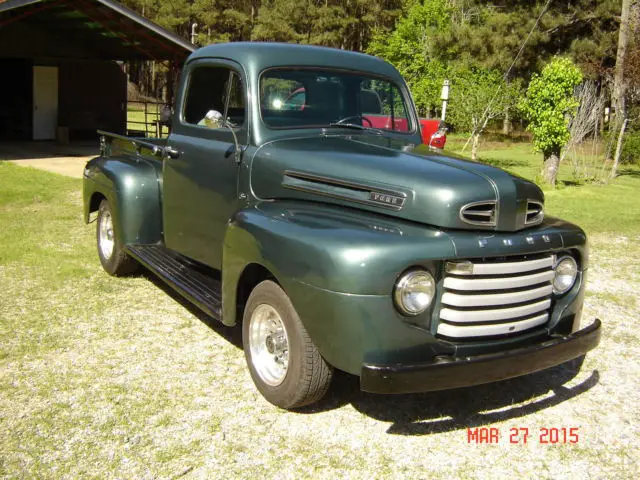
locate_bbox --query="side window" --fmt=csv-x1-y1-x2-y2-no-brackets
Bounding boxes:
226,72,246,126
182,66,245,128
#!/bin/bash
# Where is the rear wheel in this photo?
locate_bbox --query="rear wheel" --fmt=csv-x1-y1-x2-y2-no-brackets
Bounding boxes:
242,280,333,409
96,199,138,276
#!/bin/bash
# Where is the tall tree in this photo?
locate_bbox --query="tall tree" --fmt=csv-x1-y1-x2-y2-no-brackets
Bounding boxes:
613,0,632,123
520,57,583,186
251,0,401,49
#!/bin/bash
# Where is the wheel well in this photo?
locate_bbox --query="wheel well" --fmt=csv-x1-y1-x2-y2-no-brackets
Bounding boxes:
236,264,276,323
89,192,106,214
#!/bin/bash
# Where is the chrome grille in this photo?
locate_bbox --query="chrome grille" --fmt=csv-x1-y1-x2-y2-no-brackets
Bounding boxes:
437,255,555,339
460,201,497,227
526,201,544,225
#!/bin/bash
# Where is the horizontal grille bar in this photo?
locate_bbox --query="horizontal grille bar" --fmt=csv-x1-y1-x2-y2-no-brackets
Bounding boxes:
441,284,553,307
437,313,548,338
443,270,555,291
440,299,551,323
438,254,557,340
461,255,554,275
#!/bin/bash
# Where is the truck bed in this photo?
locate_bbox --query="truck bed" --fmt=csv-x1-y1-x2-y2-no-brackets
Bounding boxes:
98,130,167,160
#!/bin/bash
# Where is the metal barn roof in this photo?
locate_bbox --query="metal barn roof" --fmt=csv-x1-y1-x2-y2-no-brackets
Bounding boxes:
0,0,195,61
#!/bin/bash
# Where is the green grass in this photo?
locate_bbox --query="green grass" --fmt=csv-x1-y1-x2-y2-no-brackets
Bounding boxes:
440,132,609,182
127,103,168,137
544,173,640,237
1,156,639,478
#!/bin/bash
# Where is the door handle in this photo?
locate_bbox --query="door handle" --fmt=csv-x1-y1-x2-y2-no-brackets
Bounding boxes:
164,146,180,159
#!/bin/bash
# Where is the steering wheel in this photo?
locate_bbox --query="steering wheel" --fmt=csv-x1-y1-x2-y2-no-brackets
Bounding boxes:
334,115,374,127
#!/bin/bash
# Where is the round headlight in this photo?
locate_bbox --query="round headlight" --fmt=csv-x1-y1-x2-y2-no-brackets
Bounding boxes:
553,256,578,294
394,270,436,316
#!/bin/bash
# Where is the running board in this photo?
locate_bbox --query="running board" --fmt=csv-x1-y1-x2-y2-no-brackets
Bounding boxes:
126,244,222,320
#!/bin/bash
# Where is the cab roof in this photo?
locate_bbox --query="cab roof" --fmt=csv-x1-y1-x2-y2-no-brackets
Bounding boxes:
188,42,402,80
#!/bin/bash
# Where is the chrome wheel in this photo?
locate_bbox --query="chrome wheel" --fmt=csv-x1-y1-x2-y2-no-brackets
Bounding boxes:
98,209,115,260
249,304,290,386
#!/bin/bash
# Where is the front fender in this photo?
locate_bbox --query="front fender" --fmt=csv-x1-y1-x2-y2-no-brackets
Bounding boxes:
221,201,590,373
221,200,456,325
82,155,163,245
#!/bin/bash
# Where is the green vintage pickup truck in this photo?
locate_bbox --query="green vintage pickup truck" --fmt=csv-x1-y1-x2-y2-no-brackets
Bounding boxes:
83,42,601,409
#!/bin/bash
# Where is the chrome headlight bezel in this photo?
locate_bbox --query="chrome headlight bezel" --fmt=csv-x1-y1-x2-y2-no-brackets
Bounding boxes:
553,255,578,295
393,270,436,316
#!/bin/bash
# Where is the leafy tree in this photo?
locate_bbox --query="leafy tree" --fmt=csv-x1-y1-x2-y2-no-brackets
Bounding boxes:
448,1,621,79
252,0,401,50
446,69,521,160
367,0,453,116
191,0,260,43
519,57,583,186
251,0,345,45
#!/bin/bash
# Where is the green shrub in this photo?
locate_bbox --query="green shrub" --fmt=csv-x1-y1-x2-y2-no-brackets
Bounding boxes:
621,129,640,165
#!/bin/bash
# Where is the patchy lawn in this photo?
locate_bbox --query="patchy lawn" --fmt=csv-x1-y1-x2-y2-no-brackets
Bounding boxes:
0,160,638,479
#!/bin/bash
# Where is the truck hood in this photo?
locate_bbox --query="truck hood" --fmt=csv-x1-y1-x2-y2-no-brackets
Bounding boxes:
250,135,544,232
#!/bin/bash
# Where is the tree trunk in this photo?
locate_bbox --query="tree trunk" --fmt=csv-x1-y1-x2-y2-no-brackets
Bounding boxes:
612,0,632,123
471,133,480,161
610,118,629,179
542,150,561,185
502,107,511,136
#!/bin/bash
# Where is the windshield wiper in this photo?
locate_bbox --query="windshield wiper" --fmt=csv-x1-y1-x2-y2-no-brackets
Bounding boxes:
328,122,384,135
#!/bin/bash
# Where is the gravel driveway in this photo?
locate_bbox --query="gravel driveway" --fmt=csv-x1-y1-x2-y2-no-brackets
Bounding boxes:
0,183,638,479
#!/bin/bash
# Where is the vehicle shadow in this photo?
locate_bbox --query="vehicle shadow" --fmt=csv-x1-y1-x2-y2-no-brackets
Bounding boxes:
140,269,599,434
303,362,599,436
142,270,243,349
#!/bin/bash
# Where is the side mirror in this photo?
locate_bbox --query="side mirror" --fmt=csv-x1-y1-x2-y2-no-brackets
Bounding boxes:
198,109,224,128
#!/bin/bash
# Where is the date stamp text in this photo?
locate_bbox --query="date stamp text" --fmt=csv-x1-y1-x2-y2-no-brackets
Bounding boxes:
467,427,580,444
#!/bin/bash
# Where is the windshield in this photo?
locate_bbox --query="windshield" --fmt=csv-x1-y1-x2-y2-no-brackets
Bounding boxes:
260,68,414,133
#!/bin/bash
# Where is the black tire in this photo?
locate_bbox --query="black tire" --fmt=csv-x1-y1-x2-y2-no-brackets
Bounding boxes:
242,280,333,409
96,199,139,276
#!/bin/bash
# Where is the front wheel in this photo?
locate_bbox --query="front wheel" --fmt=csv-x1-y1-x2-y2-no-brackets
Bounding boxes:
96,199,138,276
242,280,333,409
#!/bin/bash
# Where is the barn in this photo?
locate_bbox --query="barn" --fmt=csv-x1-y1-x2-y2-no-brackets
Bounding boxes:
0,0,194,141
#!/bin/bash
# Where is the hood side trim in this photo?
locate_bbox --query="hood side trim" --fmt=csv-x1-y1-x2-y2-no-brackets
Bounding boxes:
283,170,407,211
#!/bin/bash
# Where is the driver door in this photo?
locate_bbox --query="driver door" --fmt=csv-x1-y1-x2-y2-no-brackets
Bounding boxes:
162,60,247,269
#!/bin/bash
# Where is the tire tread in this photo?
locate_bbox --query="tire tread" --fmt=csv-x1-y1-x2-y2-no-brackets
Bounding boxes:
243,280,333,409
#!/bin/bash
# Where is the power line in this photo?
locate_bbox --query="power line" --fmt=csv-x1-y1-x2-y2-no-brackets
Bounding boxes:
462,0,553,153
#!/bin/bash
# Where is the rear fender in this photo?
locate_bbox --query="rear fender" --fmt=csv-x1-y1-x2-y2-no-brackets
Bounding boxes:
83,155,163,245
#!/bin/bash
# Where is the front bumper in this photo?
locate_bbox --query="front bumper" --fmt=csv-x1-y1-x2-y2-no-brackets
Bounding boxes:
360,319,601,394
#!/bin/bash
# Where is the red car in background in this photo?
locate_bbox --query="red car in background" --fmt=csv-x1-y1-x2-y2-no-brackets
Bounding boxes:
419,119,447,149
283,87,447,150
363,114,447,150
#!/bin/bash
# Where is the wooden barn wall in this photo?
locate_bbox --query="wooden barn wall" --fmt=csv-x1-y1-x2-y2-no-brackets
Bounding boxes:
0,59,33,141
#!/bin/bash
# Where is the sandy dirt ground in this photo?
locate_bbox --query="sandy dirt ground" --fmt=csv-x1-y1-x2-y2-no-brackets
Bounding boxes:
1,141,97,178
